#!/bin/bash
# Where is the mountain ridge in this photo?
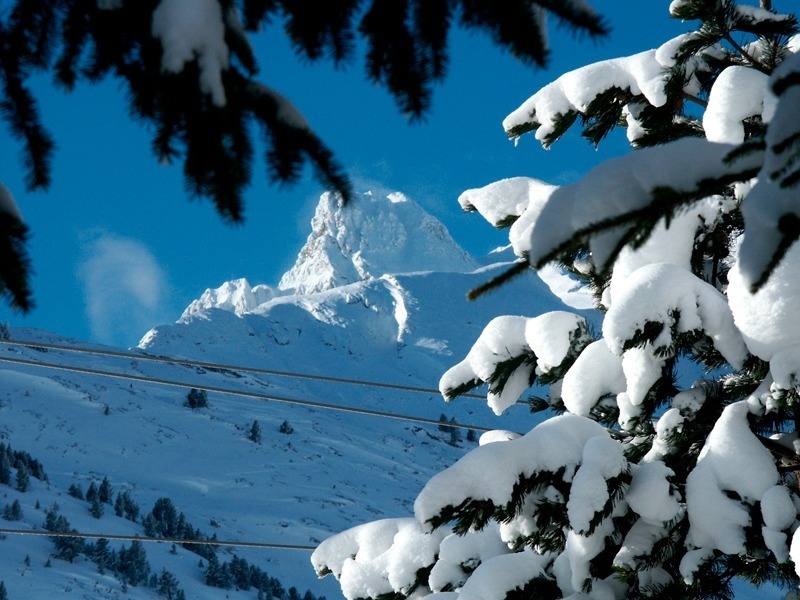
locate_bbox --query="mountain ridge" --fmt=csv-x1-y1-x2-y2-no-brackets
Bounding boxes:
278,191,480,295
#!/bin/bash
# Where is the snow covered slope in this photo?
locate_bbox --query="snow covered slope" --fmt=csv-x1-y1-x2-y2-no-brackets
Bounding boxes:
0,190,582,599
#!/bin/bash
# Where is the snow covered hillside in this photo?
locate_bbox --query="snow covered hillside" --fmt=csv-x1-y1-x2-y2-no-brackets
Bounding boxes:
0,190,583,599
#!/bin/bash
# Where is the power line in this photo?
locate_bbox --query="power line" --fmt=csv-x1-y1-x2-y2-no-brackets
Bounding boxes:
0,343,516,565
0,353,500,433
0,338,488,401
0,527,316,551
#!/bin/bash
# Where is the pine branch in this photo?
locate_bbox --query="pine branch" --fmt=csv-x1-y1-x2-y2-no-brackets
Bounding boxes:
467,260,529,300
722,33,770,74
0,208,33,312
441,378,483,401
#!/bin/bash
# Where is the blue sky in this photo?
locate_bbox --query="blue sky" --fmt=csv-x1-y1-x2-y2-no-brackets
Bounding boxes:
0,2,685,348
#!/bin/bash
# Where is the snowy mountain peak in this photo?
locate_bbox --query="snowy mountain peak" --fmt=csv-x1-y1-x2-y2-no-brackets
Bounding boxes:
278,190,479,295
180,277,278,318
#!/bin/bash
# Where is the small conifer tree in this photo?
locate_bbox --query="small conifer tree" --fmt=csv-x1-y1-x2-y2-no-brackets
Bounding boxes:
93,537,110,574
249,420,262,444
2,499,22,521
157,569,181,599
98,476,112,504
184,388,208,409
15,463,29,492
89,495,104,519
67,483,84,500
86,481,98,503
0,450,10,485
116,539,150,587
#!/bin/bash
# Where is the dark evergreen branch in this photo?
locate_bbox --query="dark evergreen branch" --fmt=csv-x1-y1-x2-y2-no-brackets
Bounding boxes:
0,209,33,311
279,0,361,64
245,79,353,204
52,0,95,90
722,33,770,74
580,87,634,147
240,0,279,31
441,378,483,402
487,353,536,397
360,0,423,117
467,260,529,300
535,0,608,38
0,15,56,190
224,6,258,76
413,0,452,81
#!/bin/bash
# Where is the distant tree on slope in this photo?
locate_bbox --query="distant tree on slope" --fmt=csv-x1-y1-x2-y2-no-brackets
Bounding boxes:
249,419,262,444
184,388,208,409
2,499,22,521
14,462,29,492
116,539,150,587
0,0,607,313
313,2,800,599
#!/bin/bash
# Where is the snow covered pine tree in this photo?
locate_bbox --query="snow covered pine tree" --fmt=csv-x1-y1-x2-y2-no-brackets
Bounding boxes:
312,2,800,599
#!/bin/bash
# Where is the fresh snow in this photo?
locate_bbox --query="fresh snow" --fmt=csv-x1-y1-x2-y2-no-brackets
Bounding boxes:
704,66,770,144
603,263,748,369
413,414,609,525
727,242,800,361
561,340,625,418
457,177,556,234
151,0,229,106
427,523,510,592
686,402,780,558
626,461,681,523
503,50,672,142
439,310,589,415
279,191,479,295
525,311,585,372
566,435,627,533
181,278,279,318
456,551,551,600
524,138,762,273
308,8,800,600
311,518,449,600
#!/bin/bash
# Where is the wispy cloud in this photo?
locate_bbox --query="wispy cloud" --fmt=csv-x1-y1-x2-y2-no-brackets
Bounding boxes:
77,232,173,348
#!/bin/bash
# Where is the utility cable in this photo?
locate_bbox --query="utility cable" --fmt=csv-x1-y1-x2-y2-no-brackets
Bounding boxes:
0,354,502,433
0,526,316,551
0,339,488,401
0,344,520,559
